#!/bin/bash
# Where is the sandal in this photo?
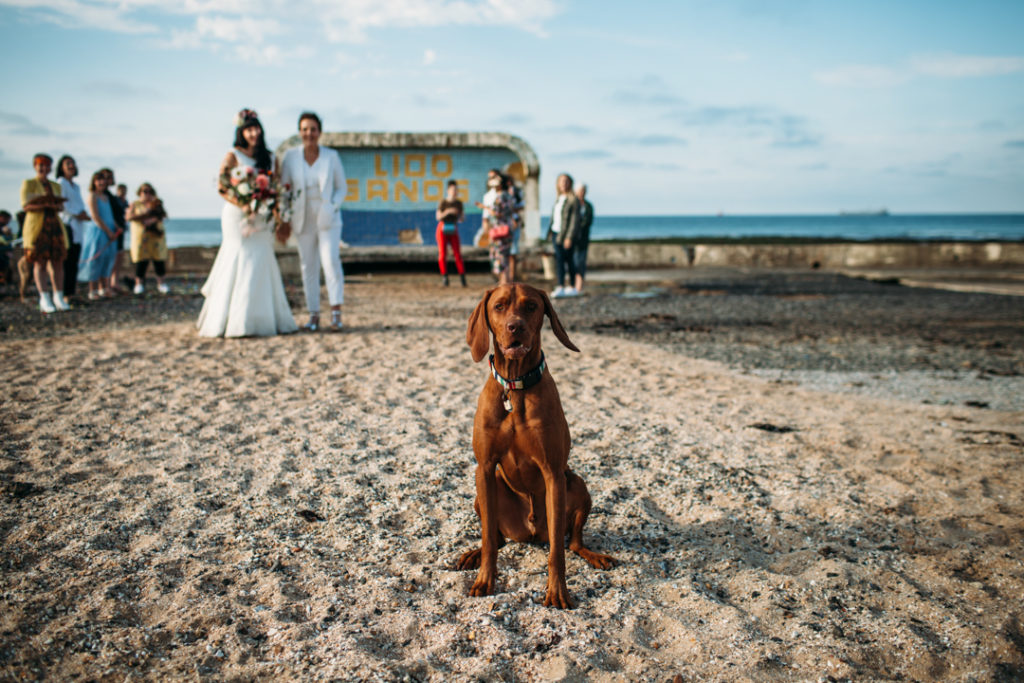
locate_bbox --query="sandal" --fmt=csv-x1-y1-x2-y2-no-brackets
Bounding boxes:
330,310,343,331
303,314,319,332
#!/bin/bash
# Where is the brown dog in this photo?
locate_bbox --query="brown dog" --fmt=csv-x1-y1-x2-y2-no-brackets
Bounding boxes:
457,283,614,608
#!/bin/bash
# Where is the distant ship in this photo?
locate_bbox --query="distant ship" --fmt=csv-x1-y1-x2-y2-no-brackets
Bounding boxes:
839,208,889,216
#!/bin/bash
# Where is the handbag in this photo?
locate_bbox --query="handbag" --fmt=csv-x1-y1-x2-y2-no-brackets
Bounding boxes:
488,223,510,241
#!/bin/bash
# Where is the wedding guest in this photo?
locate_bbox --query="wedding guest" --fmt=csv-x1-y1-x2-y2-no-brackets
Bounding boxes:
435,179,466,287
126,183,169,295
0,210,12,238
0,210,13,285
77,170,121,300
20,154,70,312
473,168,502,247
55,155,89,301
100,169,128,295
279,111,347,332
573,183,594,295
487,175,517,285
507,176,525,282
546,173,580,298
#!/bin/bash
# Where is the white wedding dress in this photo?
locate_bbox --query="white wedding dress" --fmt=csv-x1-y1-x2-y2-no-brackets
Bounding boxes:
196,150,298,338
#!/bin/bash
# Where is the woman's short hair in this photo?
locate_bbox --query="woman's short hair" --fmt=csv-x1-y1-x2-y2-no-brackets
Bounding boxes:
33,153,53,166
298,111,322,131
137,183,156,197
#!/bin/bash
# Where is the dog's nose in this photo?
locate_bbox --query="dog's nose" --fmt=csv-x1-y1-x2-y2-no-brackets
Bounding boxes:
506,318,523,334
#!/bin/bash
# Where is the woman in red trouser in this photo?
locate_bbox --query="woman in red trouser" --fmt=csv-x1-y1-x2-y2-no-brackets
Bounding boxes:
435,179,466,287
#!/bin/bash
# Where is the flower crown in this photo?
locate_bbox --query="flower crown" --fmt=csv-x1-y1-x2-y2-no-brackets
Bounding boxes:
234,108,259,128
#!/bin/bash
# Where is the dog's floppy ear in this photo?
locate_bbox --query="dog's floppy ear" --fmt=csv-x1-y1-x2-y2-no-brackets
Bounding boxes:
467,287,495,362
540,289,580,353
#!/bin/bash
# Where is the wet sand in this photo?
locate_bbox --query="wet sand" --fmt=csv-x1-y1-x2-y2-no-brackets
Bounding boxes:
1,269,1023,681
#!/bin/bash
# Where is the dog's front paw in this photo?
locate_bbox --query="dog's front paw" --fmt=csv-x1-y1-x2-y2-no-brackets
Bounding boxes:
469,570,495,597
543,578,574,609
456,548,482,570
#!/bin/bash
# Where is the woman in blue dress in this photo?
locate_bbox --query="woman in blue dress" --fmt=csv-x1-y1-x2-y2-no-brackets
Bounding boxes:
77,170,122,299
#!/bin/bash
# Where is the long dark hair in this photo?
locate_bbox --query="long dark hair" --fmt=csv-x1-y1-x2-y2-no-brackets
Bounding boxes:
55,155,75,180
234,116,272,172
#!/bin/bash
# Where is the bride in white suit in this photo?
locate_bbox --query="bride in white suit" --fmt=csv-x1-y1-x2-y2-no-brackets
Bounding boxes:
279,111,347,331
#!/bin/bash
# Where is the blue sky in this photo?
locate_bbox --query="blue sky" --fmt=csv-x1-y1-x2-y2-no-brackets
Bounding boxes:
1,0,1023,217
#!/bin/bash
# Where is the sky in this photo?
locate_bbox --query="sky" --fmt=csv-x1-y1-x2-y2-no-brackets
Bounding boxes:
1,0,1023,218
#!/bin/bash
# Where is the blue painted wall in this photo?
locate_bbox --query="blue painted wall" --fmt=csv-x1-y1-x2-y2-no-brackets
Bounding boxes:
331,146,521,247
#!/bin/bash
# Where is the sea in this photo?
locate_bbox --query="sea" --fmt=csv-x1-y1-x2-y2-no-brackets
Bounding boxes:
164,213,1024,249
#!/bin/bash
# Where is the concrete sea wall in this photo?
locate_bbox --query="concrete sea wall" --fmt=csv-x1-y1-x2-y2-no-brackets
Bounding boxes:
166,241,1024,276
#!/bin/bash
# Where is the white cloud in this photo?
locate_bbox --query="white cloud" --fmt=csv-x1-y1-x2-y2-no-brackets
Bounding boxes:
2,0,561,60
815,52,1024,88
813,64,908,88
423,48,436,65
195,14,281,43
316,0,560,42
1,0,160,33
911,53,1024,78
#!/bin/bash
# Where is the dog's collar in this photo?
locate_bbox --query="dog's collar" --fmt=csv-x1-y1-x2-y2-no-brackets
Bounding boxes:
490,352,546,397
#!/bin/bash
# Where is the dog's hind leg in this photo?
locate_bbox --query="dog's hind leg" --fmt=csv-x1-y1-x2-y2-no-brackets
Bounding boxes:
456,536,506,570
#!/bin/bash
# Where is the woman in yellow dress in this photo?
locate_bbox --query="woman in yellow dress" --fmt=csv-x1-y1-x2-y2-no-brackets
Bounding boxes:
126,183,169,294
20,153,70,312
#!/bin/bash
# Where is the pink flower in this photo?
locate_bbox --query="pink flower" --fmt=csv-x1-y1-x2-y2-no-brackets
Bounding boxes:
255,173,270,191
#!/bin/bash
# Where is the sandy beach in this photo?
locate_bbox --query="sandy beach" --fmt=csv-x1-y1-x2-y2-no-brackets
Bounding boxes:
2,268,1023,681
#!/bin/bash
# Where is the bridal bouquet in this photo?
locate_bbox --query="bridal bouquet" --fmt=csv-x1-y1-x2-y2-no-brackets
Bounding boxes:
220,165,282,236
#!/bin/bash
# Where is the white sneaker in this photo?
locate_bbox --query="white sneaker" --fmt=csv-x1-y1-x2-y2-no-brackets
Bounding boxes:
552,286,565,298
564,287,579,297
157,282,170,294
53,292,70,311
40,292,56,314
133,283,144,295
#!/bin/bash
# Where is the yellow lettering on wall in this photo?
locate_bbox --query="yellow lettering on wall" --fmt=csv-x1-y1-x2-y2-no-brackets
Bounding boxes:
431,154,452,177
358,177,471,203
367,179,389,201
374,155,387,177
423,179,443,202
394,180,417,202
405,154,426,177
392,155,400,177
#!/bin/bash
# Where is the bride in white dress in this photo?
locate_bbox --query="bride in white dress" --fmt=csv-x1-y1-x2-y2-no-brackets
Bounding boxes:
197,109,298,338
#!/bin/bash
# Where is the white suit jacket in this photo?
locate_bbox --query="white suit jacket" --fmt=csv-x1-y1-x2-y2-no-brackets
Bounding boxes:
280,146,347,235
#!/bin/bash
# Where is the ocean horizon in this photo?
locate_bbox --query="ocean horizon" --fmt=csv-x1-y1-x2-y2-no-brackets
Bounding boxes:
164,212,1024,249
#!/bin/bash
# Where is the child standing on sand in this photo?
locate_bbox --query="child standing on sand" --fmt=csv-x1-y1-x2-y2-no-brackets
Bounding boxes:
126,183,169,295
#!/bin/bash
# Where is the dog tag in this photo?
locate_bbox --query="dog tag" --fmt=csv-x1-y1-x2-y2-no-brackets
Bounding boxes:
503,396,513,412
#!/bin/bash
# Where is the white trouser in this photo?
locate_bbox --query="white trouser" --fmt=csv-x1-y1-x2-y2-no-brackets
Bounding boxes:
296,222,344,313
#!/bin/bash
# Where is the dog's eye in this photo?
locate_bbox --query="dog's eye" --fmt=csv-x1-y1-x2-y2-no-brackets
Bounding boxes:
524,301,537,312
493,302,505,311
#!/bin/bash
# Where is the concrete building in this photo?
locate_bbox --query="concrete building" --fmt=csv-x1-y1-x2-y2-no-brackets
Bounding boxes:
275,132,541,248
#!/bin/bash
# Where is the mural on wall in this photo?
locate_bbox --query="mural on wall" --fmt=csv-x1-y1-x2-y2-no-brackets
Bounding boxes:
337,147,521,247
